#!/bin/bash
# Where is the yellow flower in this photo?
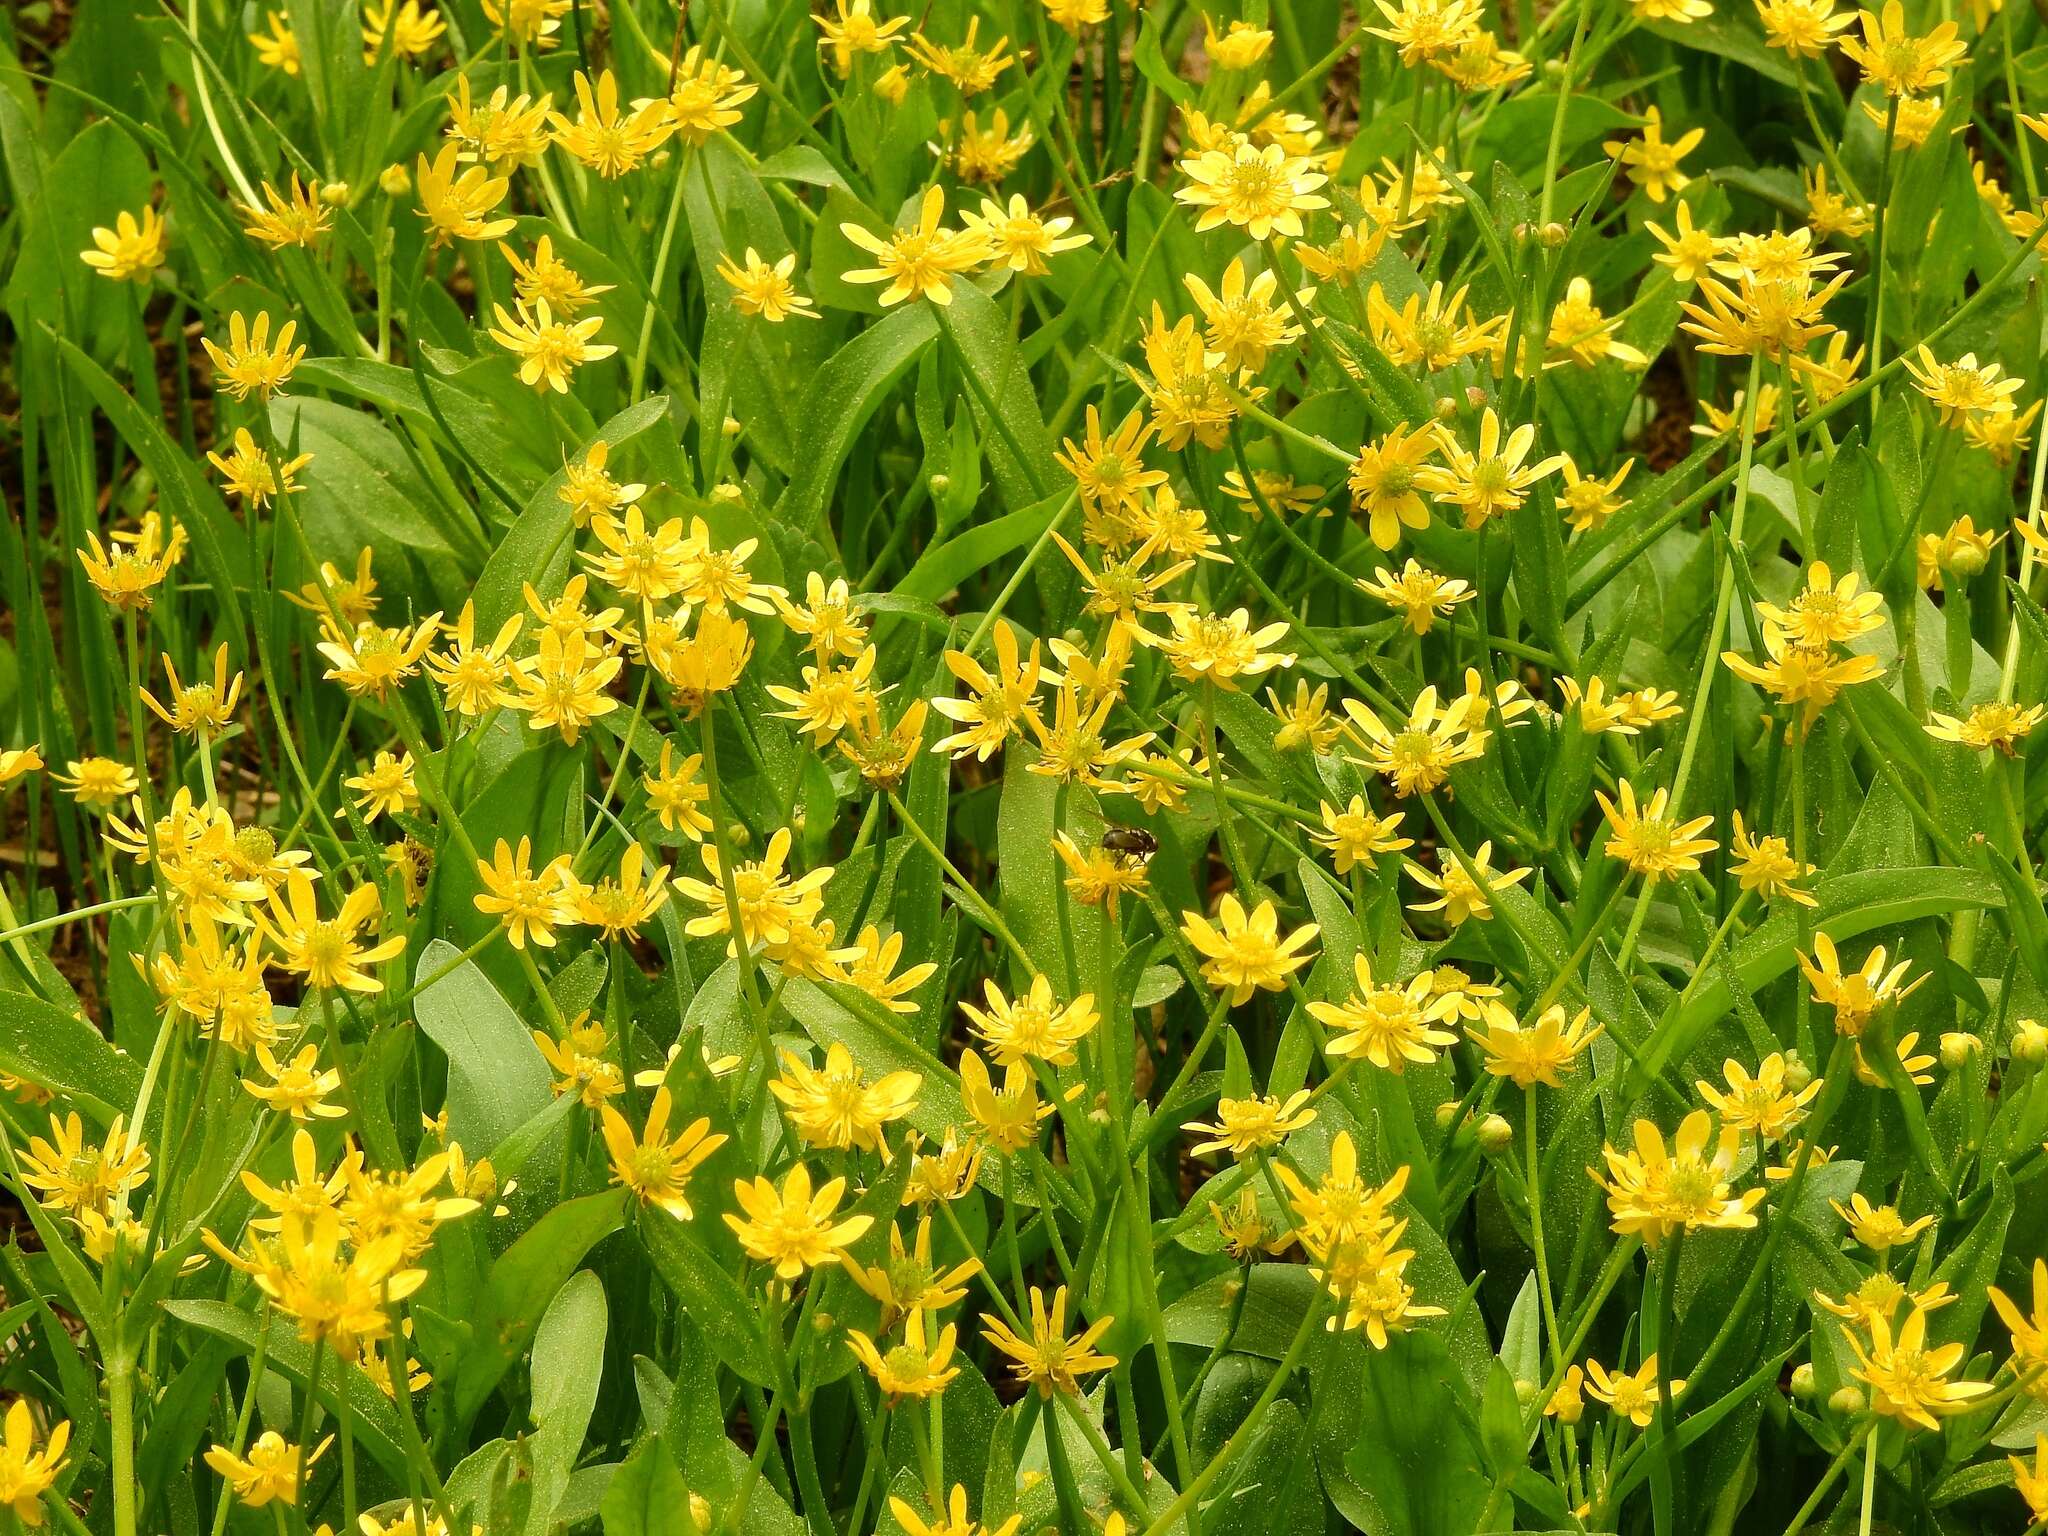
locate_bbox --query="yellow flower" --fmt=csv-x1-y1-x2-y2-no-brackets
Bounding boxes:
1181,893,1319,1004
1366,280,1501,372
672,828,832,953
1585,1356,1684,1428
715,247,818,322
840,185,989,307
76,528,172,612
362,0,444,59
239,174,331,249
242,1044,348,1121
1603,107,1705,203
1042,0,1109,29
501,235,610,312
1367,0,1482,65
980,1285,1116,1397
1347,426,1440,549
1990,1259,2048,1372
957,1047,1052,1151
1545,1365,1586,1424
317,613,441,700
257,872,404,992
847,1308,960,1399
0,1399,70,1525
725,1162,873,1279
20,1112,148,1216
814,0,910,74
600,1086,726,1220
1475,1003,1603,1088
481,0,570,47
1342,685,1484,797
1180,258,1307,374
1838,1,1967,95
1631,0,1713,20
574,842,671,940
2013,1436,2048,1524
558,440,645,528
841,1216,979,1328
82,203,168,282
960,976,1098,1069
1359,559,1474,636
844,925,937,1013
1799,932,1921,1035
413,144,515,246
1183,1090,1315,1158
1736,811,1818,909
1831,1192,1935,1252
947,109,1035,183
342,749,418,823
904,17,1013,92
650,47,756,144
1721,625,1884,729
473,838,579,950
1596,781,1717,881
1756,0,1851,53
426,602,523,718
1275,1133,1408,1249
249,11,301,72
204,1430,325,1507
488,298,615,393
641,742,712,841
1593,1110,1765,1245
1558,455,1634,532
771,1042,920,1153
1419,409,1565,529
1268,679,1342,752
51,756,136,811
1845,1303,1990,1431
508,628,621,743
889,1485,1021,1536
533,1021,624,1109
1312,796,1412,873
200,311,305,401
546,69,671,177
1926,700,2044,754
1174,140,1329,239
1648,199,1719,283
765,644,881,743
1206,15,1273,66
1406,840,1530,926
1698,1052,1820,1140
1545,278,1648,370
207,427,312,507
964,195,1089,276
1309,953,1457,1071
239,1211,426,1362
141,644,243,740
1137,606,1294,687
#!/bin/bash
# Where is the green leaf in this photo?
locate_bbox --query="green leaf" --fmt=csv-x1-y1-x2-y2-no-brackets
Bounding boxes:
640,1209,772,1387
453,1189,628,1425
602,1435,691,1536
526,1271,609,1536
0,988,141,1122
773,306,937,532
412,939,555,1157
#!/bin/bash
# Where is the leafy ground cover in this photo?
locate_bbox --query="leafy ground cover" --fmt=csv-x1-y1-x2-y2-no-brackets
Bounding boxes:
2,0,2048,1531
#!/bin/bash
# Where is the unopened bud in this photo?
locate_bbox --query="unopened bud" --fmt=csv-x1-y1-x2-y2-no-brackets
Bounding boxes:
1828,1386,1865,1417
2014,1019,2048,1063
686,1493,712,1533
726,822,752,850
1948,541,1991,577
1540,221,1569,248
1464,385,1490,411
321,181,351,206
1434,1100,1461,1132
1434,395,1459,421
379,163,412,196
1791,1362,1816,1400
1940,1031,1982,1069
721,416,742,438
1514,1378,1540,1407
1782,1050,1812,1092
1512,221,1532,245
711,481,743,502
929,473,951,495
1477,1113,1513,1154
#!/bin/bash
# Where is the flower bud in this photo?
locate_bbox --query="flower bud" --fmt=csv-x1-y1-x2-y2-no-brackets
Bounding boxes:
722,416,743,438
711,481,744,502
1514,1378,1541,1408
1477,1113,1513,1155
1790,1362,1816,1400
1434,1100,1461,1132
1828,1386,1865,1417
320,181,351,206
726,823,752,850
1464,385,1490,411
2014,1019,2048,1063
1782,1049,1812,1092
929,473,951,496
379,162,412,196
1434,395,1459,421
1540,221,1569,248
1940,1031,1981,1069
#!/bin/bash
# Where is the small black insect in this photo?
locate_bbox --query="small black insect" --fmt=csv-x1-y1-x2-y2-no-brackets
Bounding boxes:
1100,826,1158,860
